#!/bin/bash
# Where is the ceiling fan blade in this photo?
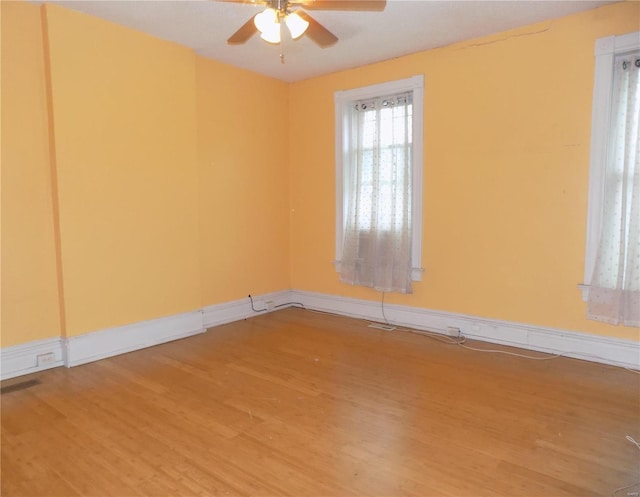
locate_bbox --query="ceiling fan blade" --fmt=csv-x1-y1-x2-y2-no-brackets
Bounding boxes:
227,15,259,44
296,10,338,47
291,0,385,11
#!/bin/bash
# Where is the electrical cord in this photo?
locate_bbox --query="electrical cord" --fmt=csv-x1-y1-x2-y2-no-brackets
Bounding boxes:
249,296,639,496
312,303,638,371
248,294,305,313
390,322,557,360
248,294,266,312
249,294,639,373
625,436,640,450
381,291,390,325
395,325,467,345
295,299,640,494
275,302,305,310
458,342,560,360
284,299,640,494
372,292,640,368
611,436,640,497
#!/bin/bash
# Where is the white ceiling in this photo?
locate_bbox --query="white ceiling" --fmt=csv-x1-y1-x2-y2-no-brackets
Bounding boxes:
48,0,614,82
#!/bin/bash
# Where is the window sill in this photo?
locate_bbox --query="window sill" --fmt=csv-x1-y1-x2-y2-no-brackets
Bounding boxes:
578,283,589,302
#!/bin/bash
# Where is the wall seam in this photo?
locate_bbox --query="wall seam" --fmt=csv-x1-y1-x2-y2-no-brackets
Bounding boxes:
40,4,67,347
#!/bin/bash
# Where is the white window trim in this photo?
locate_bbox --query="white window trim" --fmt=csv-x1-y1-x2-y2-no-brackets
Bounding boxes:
581,31,640,301
334,75,424,281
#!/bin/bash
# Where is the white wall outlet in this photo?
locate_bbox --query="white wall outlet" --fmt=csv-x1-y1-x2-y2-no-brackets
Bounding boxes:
36,352,56,367
446,326,461,337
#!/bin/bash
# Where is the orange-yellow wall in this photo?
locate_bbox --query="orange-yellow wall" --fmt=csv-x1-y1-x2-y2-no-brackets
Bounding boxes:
1,1,61,346
2,1,639,349
44,5,202,337
196,58,290,303
289,1,640,342
1,2,290,345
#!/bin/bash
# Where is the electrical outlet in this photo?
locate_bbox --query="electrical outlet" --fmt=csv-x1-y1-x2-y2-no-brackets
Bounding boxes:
265,300,275,310
446,326,460,337
37,352,56,367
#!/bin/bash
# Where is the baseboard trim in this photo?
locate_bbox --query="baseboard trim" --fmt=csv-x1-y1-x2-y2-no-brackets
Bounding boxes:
290,290,640,370
66,290,296,367
3,289,637,380
1,291,295,379
1,337,65,380
64,310,205,367
202,290,294,329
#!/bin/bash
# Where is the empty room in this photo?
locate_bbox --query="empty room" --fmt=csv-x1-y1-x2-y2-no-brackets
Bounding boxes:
1,0,639,495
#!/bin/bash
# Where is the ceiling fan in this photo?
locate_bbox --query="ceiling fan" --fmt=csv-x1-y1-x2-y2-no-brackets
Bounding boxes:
222,0,387,48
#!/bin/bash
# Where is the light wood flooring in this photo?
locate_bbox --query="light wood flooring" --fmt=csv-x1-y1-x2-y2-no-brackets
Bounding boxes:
1,308,639,496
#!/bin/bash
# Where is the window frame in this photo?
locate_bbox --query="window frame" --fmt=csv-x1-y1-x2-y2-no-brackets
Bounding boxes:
581,31,640,301
334,75,424,281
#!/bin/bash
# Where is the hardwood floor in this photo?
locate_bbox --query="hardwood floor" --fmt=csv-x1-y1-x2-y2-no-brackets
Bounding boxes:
2,308,639,497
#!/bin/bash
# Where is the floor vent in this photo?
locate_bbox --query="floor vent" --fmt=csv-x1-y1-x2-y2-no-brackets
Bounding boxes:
1,379,41,395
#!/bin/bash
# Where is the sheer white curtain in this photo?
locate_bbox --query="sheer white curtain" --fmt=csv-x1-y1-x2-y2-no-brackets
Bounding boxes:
339,91,413,293
588,55,640,326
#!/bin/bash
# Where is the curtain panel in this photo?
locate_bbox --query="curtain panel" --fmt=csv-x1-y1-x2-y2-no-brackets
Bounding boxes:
588,55,640,326
339,92,414,294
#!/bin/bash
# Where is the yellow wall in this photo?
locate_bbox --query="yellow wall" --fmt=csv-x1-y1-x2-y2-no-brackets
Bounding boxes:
1,1,61,346
196,58,290,303
44,5,202,336
1,3,290,345
289,2,640,342
2,1,638,349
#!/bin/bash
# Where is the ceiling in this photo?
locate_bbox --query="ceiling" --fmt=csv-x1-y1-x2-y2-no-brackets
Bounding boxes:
48,0,614,82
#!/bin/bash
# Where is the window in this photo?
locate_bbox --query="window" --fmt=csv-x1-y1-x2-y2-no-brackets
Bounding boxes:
334,76,424,293
583,31,640,326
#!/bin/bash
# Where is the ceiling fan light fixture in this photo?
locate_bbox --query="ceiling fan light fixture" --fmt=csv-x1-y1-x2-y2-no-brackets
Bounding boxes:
253,9,278,33
254,8,280,42
260,28,281,44
285,11,309,40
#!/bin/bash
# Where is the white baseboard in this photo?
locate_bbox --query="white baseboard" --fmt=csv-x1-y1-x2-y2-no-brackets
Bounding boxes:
1,291,295,380
65,310,205,367
1,337,65,380
2,289,638,380
65,290,296,368
290,290,640,370
202,290,294,328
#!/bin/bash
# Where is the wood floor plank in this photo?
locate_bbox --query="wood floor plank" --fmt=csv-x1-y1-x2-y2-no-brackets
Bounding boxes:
2,308,639,496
